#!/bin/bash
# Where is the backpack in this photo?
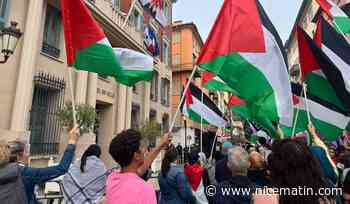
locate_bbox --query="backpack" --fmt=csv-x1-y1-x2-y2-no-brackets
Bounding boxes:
0,163,28,204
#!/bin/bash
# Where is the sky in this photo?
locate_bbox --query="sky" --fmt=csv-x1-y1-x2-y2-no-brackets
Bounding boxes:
173,0,304,43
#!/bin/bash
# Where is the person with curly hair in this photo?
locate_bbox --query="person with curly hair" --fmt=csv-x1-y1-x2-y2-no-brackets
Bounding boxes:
254,137,335,204
106,129,171,204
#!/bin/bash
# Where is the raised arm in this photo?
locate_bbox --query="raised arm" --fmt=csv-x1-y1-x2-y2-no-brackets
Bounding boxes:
137,133,172,176
22,127,80,184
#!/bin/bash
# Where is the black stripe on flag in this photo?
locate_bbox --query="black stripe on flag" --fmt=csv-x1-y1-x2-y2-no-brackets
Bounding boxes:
305,20,350,113
256,0,288,69
291,82,348,116
320,17,350,66
188,83,225,119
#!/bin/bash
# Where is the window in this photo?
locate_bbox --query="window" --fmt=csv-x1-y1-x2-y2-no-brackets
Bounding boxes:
161,78,170,106
151,71,159,101
29,73,65,155
173,54,180,65
163,1,170,21
173,31,180,43
42,5,62,58
149,109,157,121
172,77,181,95
0,0,9,28
111,0,120,9
162,38,169,65
131,9,144,32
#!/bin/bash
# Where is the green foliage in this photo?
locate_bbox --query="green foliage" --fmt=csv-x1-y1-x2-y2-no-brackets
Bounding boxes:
137,120,162,145
57,102,96,134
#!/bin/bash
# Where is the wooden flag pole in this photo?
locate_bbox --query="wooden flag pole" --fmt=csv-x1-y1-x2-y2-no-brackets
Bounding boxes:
200,90,204,153
67,67,77,127
291,84,305,137
303,83,312,124
169,65,198,133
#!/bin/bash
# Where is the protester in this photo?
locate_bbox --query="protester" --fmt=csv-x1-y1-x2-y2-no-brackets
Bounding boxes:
0,141,28,203
212,146,256,204
184,149,210,204
176,143,183,163
158,145,196,204
106,129,171,204
308,124,339,187
254,138,335,204
248,151,271,187
342,168,350,204
4,127,80,204
215,141,233,183
62,144,107,204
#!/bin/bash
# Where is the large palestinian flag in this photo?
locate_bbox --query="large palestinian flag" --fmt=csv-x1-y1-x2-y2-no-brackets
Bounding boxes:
197,0,293,129
297,26,346,114
202,71,237,94
313,17,350,113
181,83,227,128
61,0,153,86
315,0,350,34
285,83,350,141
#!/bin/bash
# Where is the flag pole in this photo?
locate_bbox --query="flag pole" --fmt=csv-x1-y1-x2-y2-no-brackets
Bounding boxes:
122,0,137,28
303,83,312,123
169,66,198,133
67,67,77,126
209,91,223,161
200,90,203,153
291,84,305,136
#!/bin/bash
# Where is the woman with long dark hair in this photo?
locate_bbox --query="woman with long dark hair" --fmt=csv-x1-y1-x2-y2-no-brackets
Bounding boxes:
254,138,335,204
62,144,107,204
158,145,195,204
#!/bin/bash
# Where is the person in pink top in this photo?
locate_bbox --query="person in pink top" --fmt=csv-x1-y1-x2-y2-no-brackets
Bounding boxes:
106,129,171,204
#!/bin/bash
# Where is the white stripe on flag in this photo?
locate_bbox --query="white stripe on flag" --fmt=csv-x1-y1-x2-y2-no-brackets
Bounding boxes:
298,97,350,129
322,45,350,92
240,27,293,126
190,96,227,128
113,48,154,71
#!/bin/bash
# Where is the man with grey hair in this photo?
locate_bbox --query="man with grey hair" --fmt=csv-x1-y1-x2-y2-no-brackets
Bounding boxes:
211,146,257,204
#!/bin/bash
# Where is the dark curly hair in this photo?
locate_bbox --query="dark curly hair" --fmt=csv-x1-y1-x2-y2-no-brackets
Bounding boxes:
268,138,330,204
109,129,142,168
80,144,101,173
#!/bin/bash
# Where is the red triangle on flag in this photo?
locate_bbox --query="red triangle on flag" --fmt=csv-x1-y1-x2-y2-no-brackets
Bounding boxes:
202,71,215,84
197,0,265,65
297,27,321,81
228,95,246,108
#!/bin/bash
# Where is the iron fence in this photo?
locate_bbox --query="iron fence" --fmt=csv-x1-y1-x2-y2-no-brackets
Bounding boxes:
29,72,65,156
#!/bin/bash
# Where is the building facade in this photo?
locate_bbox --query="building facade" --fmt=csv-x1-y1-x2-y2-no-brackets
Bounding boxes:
0,0,174,168
285,0,350,82
171,21,203,128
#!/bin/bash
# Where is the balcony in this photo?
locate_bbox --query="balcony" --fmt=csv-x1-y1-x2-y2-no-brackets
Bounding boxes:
41,42,60,58
86,0,144,48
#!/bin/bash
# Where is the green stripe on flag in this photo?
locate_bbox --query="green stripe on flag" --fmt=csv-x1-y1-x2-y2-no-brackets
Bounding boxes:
306,72,345,111
188,109,210,125
115,70,153,87
74,43,121,76
334,16,350,34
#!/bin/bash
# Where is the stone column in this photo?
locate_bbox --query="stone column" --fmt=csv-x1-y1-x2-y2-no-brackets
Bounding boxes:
116,84,127,133
125,87,133,129
87,73,98,107
75,71,88,104
142,82,151,122
11,0,45,131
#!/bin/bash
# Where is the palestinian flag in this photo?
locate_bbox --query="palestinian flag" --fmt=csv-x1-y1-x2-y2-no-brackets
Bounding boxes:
181,83,227,128
228,95,277,137
286,83,350,141
197,0,293,128
313,17,350,112
202,71,237,94
61,0,153,86
315,0,350,34
296,26,346,113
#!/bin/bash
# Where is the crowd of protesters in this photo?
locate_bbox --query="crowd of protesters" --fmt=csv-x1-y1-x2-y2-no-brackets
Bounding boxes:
1,122,350,204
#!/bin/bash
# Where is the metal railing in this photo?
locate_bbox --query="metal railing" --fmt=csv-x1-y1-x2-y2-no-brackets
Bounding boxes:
29,73,65,156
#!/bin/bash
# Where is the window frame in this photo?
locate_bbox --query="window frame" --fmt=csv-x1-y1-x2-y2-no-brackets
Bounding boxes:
42,4,62,58
162,37,170,65
0,0,10,28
